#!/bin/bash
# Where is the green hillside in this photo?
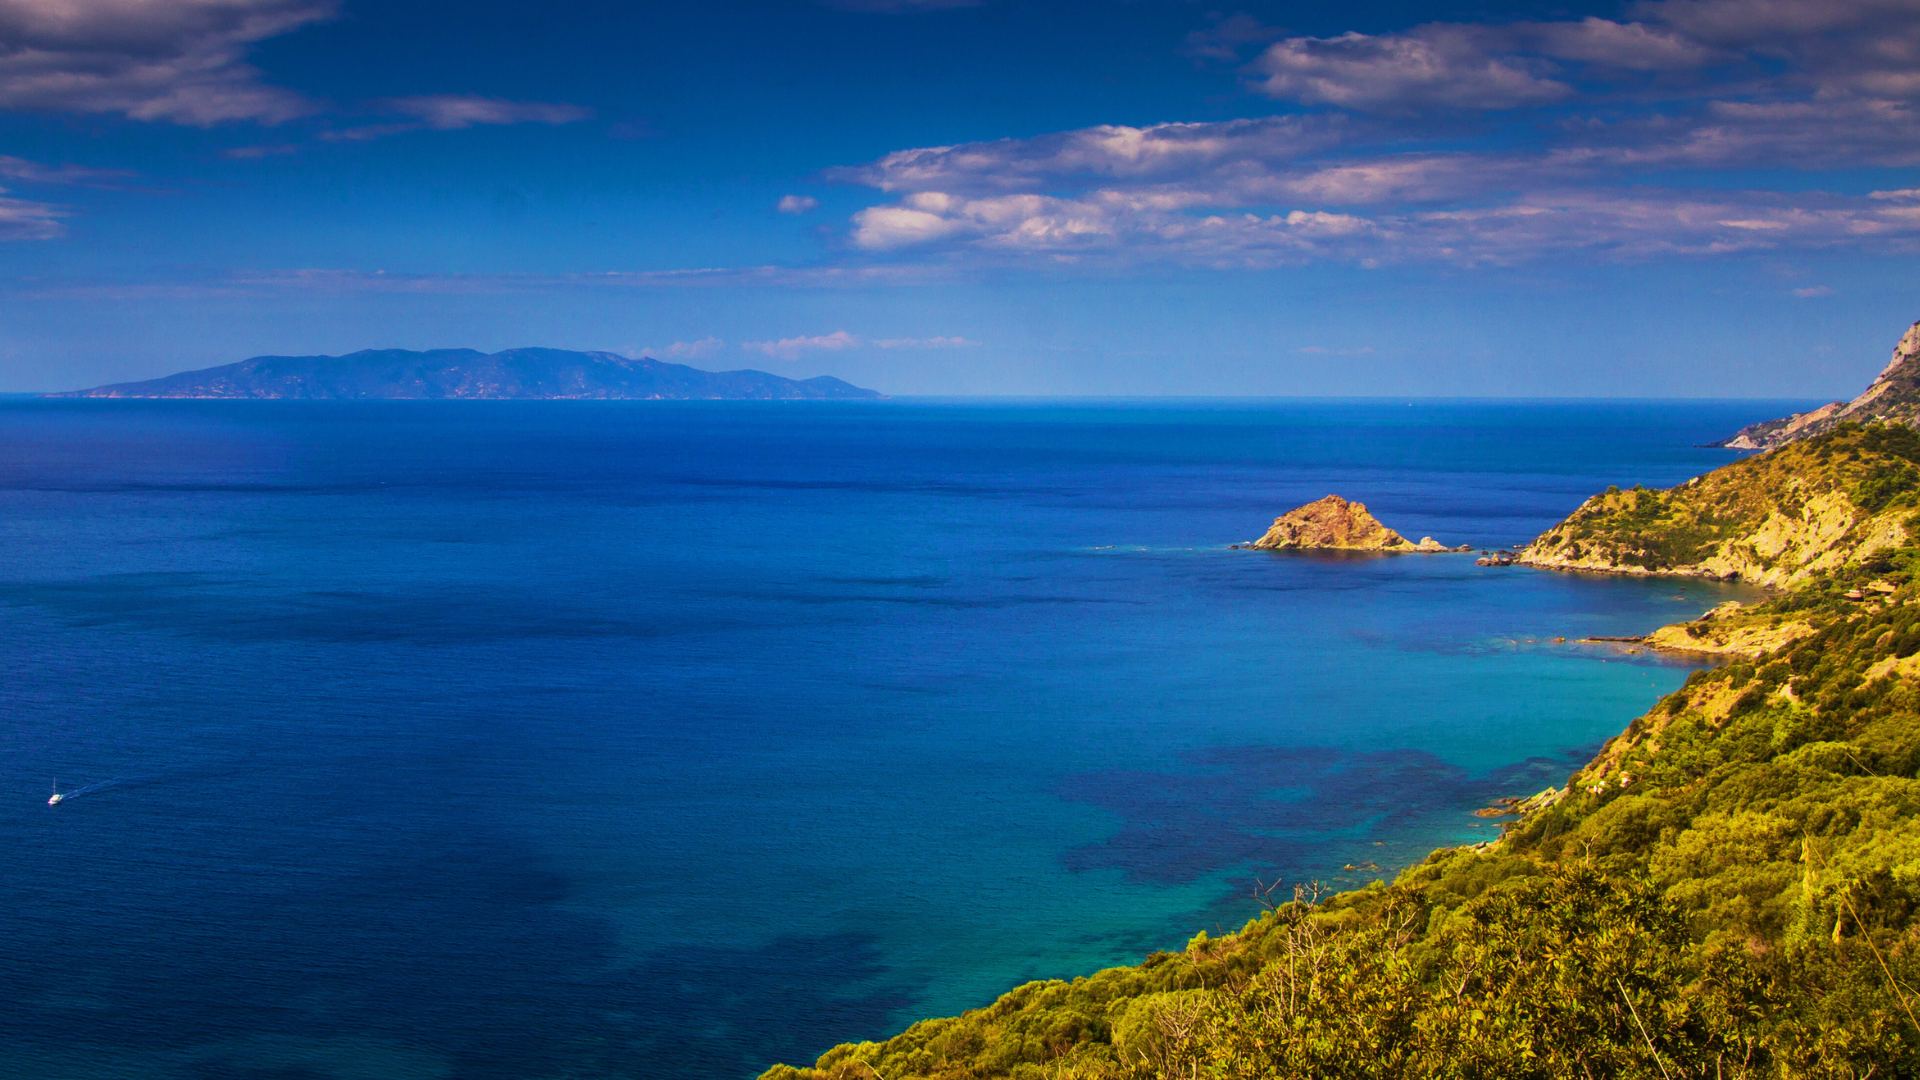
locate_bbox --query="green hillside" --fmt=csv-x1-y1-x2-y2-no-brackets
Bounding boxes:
764,427,1920,1080
1521,424,1920,587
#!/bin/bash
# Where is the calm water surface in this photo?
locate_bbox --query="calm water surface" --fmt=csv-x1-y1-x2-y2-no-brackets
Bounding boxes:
0,399,1802,1079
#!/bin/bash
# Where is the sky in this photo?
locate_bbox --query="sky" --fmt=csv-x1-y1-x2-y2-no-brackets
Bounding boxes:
0,0,1917,395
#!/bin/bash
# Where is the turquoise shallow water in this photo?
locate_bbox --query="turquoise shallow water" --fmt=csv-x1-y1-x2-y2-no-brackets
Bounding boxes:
0,398,1798,1079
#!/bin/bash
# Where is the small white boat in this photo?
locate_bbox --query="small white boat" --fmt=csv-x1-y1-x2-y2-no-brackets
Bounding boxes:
48,781,63,806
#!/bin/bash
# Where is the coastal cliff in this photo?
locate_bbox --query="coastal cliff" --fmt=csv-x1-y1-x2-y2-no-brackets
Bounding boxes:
1249,495,1466,553
765,428,1920,1079
1517,424,1920,587
1714,320,1920,450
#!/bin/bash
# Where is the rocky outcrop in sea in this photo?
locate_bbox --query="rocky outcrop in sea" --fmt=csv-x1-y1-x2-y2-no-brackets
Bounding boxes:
1241,494,1470,553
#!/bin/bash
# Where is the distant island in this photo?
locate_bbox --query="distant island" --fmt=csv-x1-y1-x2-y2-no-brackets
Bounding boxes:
49,348,883,401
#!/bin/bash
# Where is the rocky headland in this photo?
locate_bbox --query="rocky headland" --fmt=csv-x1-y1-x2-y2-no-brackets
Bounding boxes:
1713,319,1920,449
769,324,1920,1080
770,394,1920,1080
1243,494,1470,553
1520,410,1920,589
50,347,882,401
1514,332,1920,656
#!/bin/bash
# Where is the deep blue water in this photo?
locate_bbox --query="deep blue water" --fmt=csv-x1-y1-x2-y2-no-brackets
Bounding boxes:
0,398,1804,1080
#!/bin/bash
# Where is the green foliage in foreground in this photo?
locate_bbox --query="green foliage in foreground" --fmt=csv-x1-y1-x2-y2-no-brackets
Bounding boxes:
763,553,1920,1078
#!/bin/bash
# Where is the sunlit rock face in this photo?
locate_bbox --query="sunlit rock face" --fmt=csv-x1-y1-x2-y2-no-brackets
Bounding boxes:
1249,494,1463,552
1714,319,1920,450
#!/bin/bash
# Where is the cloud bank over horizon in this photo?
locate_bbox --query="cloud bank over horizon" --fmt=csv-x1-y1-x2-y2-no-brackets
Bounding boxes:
835,0,1920,269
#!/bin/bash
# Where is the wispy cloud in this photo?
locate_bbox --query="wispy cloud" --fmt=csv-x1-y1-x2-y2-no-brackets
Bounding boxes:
387,94,590,129
734,331,978,360
847,186,1920,268
323,95,591,141
0,154,147,190
0,0,334,124
0,155,171,233
0,3,591,143
825,0,1920,269
777,194,819,214
742,330,862,361
642,337,724,360
0,188,65,239
831,115,1361,196
1250,28,1573,111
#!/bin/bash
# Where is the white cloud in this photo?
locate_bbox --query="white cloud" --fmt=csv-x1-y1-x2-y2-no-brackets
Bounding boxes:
0,5,600,134
840,185,1920,268
820,0,1920,268
1249,27,1572,111
852,196,970,249
1523,17,1717,70
642,337,724,360
831,115,1360,195
777,194,819,214
0,187,64,238
1245,0,1920,113
1792,286,1835,297
0,0,333,124
742,330,862,361
0,153,141,188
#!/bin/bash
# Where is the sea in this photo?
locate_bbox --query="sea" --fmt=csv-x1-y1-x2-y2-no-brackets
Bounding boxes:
0,398,1807,1080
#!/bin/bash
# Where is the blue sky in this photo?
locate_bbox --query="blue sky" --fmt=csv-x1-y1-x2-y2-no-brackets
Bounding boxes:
0,0,1916,395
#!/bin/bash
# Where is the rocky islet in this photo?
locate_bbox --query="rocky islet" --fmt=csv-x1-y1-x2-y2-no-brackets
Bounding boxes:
1236,494,1471,553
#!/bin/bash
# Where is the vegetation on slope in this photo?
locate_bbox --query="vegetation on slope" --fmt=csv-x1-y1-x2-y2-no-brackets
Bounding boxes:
1518,424,1920,587
765,427,1920,1080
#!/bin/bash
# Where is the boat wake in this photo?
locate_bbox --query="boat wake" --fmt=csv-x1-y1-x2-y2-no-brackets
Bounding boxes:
48,778,128,805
